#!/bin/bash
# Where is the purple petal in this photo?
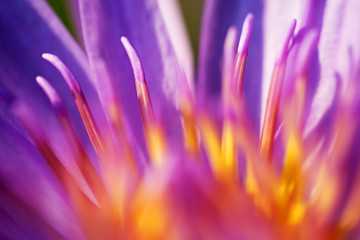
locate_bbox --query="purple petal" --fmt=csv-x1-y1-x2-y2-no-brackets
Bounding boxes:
79,0,185,148
258,0,335,134
305,0,360,134
0,118,83,239
64,0,85,47
260,0,327,131
157,0,194,89
0,0,104,168
198,0,330,134
261,0,305,109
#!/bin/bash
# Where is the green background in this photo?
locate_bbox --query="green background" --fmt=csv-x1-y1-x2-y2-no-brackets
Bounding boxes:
47,0,204,60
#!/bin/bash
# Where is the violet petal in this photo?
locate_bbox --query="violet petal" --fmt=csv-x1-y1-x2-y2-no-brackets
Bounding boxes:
0,117,84,239
198,0,264,131
0,0,104,168
306,0,360,134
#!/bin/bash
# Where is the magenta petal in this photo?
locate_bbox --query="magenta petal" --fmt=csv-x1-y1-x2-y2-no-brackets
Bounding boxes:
0,0,104,166
79,0,185,147
0,118,84,239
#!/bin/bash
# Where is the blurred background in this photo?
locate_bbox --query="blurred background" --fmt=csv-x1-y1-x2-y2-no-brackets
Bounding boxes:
46,0,204,61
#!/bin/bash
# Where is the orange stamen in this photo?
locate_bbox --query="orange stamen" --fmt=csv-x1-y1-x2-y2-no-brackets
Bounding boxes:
260,20,296,161
42,53,105,161
121,37,166,167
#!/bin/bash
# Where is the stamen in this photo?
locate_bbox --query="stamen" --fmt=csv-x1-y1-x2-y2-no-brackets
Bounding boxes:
280,30,318,171
259,19,297,161
276,31,319,215
278,131,305,225
220,16,254,180
234,13,254,97
108,101,136,166
288,30,318,126
180,93,199,158
221,26,238,104
41,54,80,93
120,37,155,126
236,117,278,210
222,122,236,169
36,76,62,109
221,27,238,179
121,37,166,167
12,103,99,206
266,30,319,225
177,68,199,158
42,53,105,160
36,76,106,200
198,115,223,178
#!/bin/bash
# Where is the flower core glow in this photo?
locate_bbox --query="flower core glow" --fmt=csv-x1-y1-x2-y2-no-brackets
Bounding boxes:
12,13,360,240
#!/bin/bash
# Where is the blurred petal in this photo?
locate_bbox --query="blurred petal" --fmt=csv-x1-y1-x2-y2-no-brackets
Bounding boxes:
306,0,360,134
0,118,83,239
261,0,327,130
157,0,194,90
64,0,85,47
261,0,303,121
79,0,185,146
198,0,330,133
0,0,104,167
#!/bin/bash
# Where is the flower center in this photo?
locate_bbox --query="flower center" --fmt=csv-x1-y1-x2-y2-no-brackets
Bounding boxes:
8,12,360,239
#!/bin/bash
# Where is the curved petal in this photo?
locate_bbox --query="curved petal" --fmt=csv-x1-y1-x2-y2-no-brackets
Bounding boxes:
259,0,327,132
0,117,83,239
305,0,360,134
260,0,360,136
64,0,85,47
0,0,104,167
79,0,186,148
157,0,194,90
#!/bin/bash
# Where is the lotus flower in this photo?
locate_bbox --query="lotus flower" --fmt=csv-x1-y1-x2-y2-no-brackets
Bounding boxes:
1,0,360,239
